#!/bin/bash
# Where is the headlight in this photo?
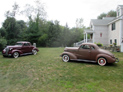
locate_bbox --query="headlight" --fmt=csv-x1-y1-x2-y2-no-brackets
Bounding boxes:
10,48,13,50
3,48,6,52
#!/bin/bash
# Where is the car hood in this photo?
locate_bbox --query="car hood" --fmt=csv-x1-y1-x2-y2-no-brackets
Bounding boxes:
64,47,79,51
6,45,22,48
99,49,114,57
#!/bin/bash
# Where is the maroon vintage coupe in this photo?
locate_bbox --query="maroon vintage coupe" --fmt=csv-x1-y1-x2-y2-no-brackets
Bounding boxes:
2,41,39,58
60,43,119,66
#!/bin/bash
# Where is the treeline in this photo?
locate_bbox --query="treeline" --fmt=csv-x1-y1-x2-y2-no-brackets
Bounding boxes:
0,1,85,50
0,17,84,48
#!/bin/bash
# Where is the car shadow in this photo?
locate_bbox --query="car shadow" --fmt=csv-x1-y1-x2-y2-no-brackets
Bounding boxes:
69,60,98,66
69,60,118,67
2,54,33,58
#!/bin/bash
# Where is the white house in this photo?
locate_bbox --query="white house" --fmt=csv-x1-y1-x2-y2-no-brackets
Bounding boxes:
83,5,123,52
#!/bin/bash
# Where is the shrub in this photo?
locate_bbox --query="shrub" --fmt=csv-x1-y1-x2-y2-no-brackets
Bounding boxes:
113,43,116,46
0,37,7,51
96,43,103,47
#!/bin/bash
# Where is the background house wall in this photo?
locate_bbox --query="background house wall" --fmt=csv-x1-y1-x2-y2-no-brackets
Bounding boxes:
108,20,120,46
94,25,108,45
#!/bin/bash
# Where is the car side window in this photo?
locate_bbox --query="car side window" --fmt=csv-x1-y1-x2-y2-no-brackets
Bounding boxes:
80,45,90,49
91,46,95,50
23,43,30,46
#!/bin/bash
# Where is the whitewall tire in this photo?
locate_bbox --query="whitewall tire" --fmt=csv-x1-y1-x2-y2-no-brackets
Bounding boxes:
32,50,37,55
13,52,19,58
62,55,70,62
98,58,107,66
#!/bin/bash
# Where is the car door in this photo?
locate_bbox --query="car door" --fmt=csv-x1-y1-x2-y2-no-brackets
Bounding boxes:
22,43,30,53
90,46,99,61
27,43,33,52
77,45,91,60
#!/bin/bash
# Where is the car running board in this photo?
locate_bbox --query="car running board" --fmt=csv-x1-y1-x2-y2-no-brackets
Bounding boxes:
71,59,96,63
20,52,33,56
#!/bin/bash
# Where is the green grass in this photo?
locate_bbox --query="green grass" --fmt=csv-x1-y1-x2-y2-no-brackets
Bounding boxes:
0,48,123,92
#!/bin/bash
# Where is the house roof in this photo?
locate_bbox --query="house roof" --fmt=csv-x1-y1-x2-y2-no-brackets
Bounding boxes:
91,17,115,26
118,5,123,8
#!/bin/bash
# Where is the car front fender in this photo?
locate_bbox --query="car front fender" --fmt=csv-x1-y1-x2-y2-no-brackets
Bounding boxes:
11,50,23,55
61,52,77,60
96,54,115,63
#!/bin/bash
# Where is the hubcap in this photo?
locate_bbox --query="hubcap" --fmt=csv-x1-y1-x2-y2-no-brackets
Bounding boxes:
98,58,106,66
63,55,69,62
14,52,19,58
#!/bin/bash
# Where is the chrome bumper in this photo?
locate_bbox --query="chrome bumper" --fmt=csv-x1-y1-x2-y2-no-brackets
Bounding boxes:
115,58,119,63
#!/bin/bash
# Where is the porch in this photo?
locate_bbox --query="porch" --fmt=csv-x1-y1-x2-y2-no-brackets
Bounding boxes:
84,29,94,43
74,29,94,47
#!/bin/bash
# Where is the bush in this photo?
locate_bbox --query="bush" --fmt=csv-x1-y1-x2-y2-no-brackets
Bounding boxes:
96,42,103,47
0,38,7,51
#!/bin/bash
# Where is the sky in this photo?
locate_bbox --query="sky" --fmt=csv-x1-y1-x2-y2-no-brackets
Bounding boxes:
0,0,123,28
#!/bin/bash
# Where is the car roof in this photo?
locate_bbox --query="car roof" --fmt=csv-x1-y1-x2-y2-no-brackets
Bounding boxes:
81,43,99,49
82,43,96,46
16,41,30,43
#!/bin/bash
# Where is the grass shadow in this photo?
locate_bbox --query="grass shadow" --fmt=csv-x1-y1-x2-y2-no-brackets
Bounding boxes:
69,60,118,67
69,60,98,66
1,54,34,59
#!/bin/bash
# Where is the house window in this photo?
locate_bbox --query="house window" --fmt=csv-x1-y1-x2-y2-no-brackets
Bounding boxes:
117,9,120,16
110,39,112,44
100,33,102,37
114,39,117,44
112,23,115,30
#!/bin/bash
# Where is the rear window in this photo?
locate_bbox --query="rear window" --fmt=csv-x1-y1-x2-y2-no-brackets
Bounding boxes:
80,45,90,49
15,43,23,46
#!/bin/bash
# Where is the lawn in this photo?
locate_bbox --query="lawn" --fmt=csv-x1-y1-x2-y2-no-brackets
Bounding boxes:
0,48,123,92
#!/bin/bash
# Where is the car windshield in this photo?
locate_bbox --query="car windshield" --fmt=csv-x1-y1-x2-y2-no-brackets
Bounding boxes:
15,43,23,46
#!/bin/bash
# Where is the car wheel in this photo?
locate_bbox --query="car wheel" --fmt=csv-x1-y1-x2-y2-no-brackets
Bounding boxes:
98,57,107,66
13,52,19,58
62,55,70,62
32,50,37,55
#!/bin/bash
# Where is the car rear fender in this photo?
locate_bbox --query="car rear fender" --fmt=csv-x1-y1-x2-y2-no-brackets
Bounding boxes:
96,54,112,63
61,52,77,60
32,48,39,52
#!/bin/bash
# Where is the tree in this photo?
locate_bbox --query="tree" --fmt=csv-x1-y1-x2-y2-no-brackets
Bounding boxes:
22,0,46,19
107,10,116,17
0,27,7,38
97,10,116,19
26,16,40,44
2,17,20,44
97,13,107,19
5,2,19,18
16,20,27,40
0,35,7,51
76,18,84,28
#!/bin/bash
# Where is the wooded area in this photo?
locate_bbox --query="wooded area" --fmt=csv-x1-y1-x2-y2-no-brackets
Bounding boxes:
0,0,116,50
0,1,85,50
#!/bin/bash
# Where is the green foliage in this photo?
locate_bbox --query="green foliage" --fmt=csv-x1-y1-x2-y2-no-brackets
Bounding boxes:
113,43,117,46
38,34,48,46
97,10,116,19
97,13,107,19
107,10,116,17
95,42,103,47
0,48,123,92
0,36,7,51
0,27,7,37
0,1,85,47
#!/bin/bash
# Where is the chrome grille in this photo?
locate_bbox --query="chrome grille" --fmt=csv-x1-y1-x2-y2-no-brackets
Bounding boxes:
5,47,9,55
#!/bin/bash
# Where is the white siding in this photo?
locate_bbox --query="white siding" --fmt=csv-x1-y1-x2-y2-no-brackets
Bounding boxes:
94,25,108,45
108,21,120,45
